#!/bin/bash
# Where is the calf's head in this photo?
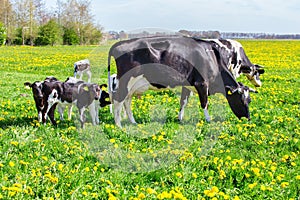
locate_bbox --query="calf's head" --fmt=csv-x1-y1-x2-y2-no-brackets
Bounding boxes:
225,82,257,120
99,84,111,107
24,81,44,107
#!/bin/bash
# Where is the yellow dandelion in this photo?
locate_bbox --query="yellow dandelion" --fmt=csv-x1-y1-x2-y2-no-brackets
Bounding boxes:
109,138,116,143
138,192,146,199
10,141,19,146
176,172,183,178
192,173,198,179
281,182,289,188
248,182,257,189
9,161,15,167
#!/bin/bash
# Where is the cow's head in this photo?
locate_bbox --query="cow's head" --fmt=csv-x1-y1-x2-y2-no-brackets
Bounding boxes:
241,64,265,87
99,84,111,107
24,81,44,107
225,82,257,120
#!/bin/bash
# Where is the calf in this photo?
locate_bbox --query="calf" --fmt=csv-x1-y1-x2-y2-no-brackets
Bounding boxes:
24,81,44,122
42,80,108,128
74,59,92,82
24,76,59,122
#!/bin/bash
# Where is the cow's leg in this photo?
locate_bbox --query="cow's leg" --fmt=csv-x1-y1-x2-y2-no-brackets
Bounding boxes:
194,82,211,122
178,87,192,121
114,100,124,128
88,101,97,125
67,105,73,120
78,107,86,128
123,95,136,124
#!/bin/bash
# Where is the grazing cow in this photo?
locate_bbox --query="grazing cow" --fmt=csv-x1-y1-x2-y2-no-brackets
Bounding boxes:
178,38,263,121
74,59,92,82
42,80,109,128
24,76,59,122
107,36,256,127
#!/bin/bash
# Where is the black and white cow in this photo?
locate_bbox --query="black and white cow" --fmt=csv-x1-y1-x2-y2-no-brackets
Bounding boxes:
207,39,264,87
74,59,92,82
178,38,263,121
107,36,256,127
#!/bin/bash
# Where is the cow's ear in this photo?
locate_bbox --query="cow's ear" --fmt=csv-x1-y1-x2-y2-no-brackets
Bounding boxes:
240,66,251,73
24,82,32,88
100,84,108,89
254,64,265,74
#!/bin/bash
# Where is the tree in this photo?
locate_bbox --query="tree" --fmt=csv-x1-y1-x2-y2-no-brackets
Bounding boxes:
0,0,15,44
0,22,6,45
35,19,61,45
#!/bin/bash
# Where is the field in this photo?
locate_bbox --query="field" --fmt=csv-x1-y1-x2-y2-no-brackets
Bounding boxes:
0,40,299,199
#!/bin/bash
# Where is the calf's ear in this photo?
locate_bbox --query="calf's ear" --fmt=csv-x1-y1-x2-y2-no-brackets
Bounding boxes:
100,84,108,88
24,82,32,87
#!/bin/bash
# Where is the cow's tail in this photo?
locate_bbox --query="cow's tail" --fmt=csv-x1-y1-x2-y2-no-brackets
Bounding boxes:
107,50,113,113
107,51,112,99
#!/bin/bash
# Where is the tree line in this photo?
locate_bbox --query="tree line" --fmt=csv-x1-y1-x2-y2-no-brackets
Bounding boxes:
0,0,103,46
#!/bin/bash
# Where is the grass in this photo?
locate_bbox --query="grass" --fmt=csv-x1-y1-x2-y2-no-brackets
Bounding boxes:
0,40,299,199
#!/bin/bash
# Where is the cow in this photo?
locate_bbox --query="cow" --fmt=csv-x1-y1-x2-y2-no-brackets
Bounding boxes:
74,59,92,82
178,38,264,121
42,80,109,128
207,39,264,87
107,36,256,127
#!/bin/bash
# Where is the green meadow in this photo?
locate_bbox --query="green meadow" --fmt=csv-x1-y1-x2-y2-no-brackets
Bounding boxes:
0,40,299,199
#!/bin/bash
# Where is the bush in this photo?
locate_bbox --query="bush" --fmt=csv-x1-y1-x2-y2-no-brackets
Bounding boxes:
63,27,80,45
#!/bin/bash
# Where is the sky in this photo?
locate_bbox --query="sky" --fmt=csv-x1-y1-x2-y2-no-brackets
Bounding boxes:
45,0,300,34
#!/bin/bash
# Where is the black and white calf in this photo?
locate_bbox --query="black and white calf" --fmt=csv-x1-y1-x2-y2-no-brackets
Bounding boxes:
24,81,44,122
42,80,109,128
74,59,92,82
24,76,59,122
107,36,256,127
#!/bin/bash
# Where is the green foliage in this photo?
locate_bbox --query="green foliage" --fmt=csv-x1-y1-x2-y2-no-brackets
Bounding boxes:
0,22,6,45
63,26,80,45
35,19,61,46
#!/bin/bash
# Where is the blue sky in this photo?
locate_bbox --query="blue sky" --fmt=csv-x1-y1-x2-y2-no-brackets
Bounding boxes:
45,0,300,34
